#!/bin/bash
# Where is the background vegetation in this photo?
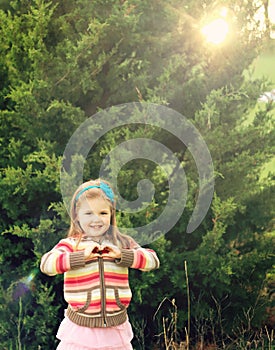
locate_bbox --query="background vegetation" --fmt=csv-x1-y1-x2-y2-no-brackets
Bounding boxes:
0,0,274,349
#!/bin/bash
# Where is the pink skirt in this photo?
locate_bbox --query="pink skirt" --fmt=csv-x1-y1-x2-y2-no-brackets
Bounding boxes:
56,315,133,350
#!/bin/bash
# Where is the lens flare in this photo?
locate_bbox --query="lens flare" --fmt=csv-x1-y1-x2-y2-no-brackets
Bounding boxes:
202,18,229,45
13,268,39,300
25,269,38,284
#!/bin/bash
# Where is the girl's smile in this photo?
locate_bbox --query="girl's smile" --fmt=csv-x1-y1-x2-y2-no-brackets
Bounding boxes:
77,197,111,240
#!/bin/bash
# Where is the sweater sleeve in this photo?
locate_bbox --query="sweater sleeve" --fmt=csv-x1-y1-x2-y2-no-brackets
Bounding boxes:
40,239,85,276
116,247,160,271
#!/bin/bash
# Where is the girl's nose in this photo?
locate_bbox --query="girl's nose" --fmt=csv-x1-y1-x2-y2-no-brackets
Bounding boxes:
91,214,102,222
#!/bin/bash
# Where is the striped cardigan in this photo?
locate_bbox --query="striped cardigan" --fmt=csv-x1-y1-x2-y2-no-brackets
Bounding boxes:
40,237,159,328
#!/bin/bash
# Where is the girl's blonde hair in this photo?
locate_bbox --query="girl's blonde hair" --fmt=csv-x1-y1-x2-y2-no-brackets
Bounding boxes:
68,178,135,249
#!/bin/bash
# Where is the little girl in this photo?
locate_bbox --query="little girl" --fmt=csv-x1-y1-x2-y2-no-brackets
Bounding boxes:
40,179,160,350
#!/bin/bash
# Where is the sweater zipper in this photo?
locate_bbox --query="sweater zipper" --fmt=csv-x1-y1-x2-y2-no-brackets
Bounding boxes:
98,257,107,326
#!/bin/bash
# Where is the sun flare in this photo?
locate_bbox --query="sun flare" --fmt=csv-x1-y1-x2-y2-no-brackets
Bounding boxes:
201,18,229,45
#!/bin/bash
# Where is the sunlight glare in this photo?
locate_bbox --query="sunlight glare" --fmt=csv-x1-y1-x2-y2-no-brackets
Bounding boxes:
201,18,229,45
220,7,228,18
269,0,275,38
269,0,275,22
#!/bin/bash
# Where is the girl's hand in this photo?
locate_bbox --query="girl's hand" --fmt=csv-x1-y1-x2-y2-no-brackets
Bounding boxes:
84,242,101,260
99,245,122,259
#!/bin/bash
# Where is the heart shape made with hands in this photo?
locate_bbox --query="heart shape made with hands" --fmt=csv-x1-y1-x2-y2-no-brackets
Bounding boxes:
92,246,111,255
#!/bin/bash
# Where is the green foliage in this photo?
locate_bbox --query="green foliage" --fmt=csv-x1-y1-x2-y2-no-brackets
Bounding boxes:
0,140,61,230
0,282,61,349
0,0,274,348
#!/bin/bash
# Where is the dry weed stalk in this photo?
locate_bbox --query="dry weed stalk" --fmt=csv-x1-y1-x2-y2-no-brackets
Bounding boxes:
153,261,191,349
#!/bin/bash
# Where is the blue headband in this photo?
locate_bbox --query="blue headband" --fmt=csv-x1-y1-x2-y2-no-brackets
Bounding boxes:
75,182,115,204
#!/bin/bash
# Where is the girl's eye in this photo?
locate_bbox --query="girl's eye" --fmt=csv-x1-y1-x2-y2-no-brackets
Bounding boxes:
101,211,109,215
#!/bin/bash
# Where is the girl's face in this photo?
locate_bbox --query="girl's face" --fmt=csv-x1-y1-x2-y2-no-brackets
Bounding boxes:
76,196,111,241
